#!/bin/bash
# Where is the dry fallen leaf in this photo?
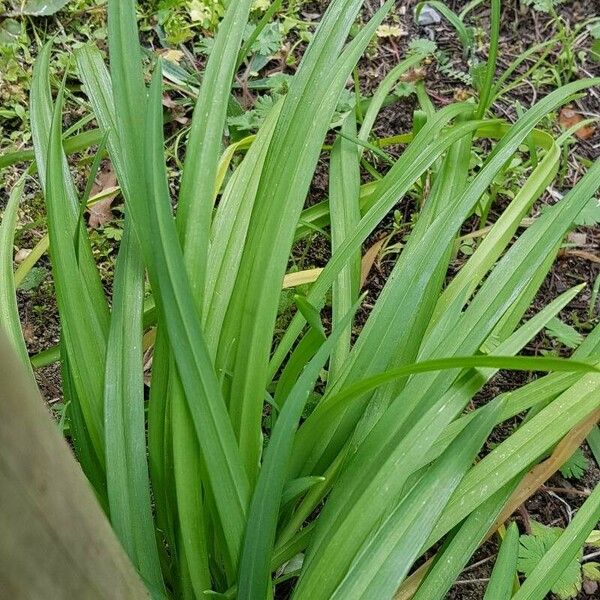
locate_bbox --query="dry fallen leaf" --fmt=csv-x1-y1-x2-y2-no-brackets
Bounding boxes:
158,49,184,64
162,94,189,125
400,67,427,83
88,165,118,229
360,238,386,288
376,24,406,38
21,322,36,345
558,107,596,140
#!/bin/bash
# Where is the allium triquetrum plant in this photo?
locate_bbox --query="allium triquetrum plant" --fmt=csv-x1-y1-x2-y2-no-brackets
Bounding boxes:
2,0,600,598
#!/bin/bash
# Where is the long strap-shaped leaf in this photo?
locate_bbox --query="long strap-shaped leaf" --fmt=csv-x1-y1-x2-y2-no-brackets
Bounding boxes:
219,0,395,480
73,43,163,590
74,43,182,584
0,171,33,375
288,357,596,598
203,100,283,354
294,86,599,485
276,284,587,548
415,1,473,56
270,78,598,389
291,149,600,500
237,303,359,599
107,0,249,570
176,0,254,300
161,1,259,584
31,42,111,468
104,221,165,593
295,397,504,599
43,82,108,464
420,319,600,470
328,115,361,383
289,159,600,583
156,66,252,568
298,282,584,477
329,83,598,412
427,365,600,550
430,128,559,323
351,108,474,442
412,480,519,600
30,43,110,330
483,522,520,600
371,146,600,446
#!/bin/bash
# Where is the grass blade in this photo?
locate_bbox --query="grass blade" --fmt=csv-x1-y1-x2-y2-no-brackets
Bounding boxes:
107,0,250,573
237,302,360,600
177,0,254,301
413,481,518,600
104,222,165,593
42,78,108,464
329,114,361,382
484,522,520,600
297,398,503,599
221,0,395,481
0,171,33,375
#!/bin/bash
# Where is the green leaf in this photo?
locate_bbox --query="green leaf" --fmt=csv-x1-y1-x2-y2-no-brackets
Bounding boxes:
523,0,565,13
546,317,584,349
16,265,48,291
0,171,33,375
34,45,110,467
591,39,600,63
281,476,327,507
250,22,283,56
518,521,568,574
519,527,583,600
329,114,360,383
176,0,255,304
428,366,600,552
484,522,520,600
409,37,437,55
220,0,396,482
237,302,360,600
559,447,588,480
104,223,165,593
0,18,21,44
11,0,69,16
586,530,600,548
413,481,518,600
574,197,600,226
301,397,504,599
106,0,250,576
513,487,600,600
583,561,600,582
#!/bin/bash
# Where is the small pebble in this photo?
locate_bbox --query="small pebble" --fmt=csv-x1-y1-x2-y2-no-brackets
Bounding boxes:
418,5,442,26
14,248,31,263
583,579,598,595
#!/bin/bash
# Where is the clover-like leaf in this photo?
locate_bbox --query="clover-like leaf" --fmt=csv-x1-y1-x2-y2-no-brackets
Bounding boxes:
559,448,589,480
518,521,583,599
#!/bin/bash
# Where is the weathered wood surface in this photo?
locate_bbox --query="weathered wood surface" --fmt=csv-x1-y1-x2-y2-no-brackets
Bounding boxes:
0,332,148,599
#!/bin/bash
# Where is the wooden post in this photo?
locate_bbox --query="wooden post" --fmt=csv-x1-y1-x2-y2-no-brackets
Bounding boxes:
0,332,148,599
